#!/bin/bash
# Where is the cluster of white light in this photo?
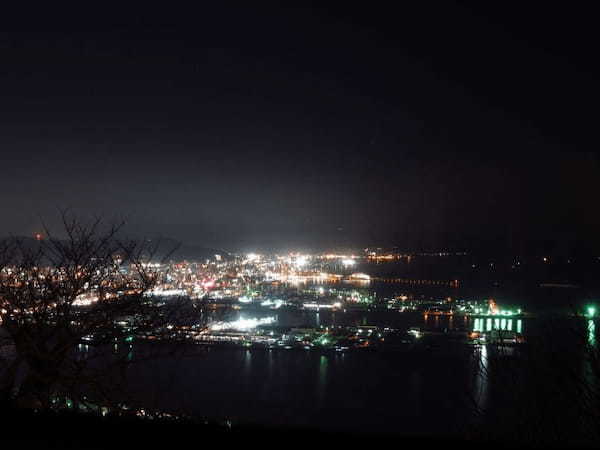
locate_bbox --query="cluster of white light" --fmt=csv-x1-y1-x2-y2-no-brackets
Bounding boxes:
146,288,186,297
294,255,309,267
342,258,356,267
349,273,371,281
264,271,281,281
209,316,276,331
261,299,283,308
245,253,260,262
73,295,98,306
303,302,342,309
408,328,422,338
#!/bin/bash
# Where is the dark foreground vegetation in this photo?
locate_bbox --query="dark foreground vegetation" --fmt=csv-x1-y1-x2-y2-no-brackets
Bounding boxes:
0,403,535,450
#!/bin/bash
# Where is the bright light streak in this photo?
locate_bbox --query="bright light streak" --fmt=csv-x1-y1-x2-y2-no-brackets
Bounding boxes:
349,273,370,281
303,303,339,309
209,316,276,331
147,288,186,297
342,258,355,267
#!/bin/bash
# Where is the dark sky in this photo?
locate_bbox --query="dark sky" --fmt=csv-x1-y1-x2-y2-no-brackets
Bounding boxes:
0,3,598,254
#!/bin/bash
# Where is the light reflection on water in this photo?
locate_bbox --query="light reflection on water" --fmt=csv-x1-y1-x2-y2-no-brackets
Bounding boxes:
63,276,600,439
473,344,489,414
72,314,600,438
244,349,252,376
317,355,328,406
588,320,596,347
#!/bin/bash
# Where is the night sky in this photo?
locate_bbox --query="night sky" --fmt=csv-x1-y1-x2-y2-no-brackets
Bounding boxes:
1,3,598,254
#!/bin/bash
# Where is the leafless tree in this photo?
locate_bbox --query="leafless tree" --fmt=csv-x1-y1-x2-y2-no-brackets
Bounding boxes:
0,212,204,416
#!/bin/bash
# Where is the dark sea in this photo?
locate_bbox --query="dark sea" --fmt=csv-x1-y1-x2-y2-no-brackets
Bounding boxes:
118,277,598,444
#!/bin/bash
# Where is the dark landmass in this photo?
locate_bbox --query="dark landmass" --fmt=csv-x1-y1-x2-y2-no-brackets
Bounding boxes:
0,405,522,450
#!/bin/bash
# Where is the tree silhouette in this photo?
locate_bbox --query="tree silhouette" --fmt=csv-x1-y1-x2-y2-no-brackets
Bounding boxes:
0,212,197,414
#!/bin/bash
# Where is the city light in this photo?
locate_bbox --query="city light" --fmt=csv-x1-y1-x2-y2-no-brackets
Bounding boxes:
303,302,339,309
261,299,283,308
342,258,355,267
209,316,276,331
348,273,370,281
147,288,187,297
294,255,309,267
73,295,98,306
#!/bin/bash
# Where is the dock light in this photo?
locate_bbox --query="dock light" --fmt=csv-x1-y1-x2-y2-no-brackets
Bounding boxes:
342,258,356,267
587,306,596,318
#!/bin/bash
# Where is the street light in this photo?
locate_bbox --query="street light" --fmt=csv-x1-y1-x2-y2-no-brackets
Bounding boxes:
587,306,596,319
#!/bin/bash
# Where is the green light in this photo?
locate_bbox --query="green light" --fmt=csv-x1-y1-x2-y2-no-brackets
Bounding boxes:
587,306,596,318
588,320,596,347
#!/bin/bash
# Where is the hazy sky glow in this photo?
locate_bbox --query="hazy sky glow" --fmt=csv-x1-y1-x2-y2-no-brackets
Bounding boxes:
0,4,598,253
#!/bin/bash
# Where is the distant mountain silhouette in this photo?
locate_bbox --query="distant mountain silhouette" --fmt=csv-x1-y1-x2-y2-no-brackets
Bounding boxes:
140,237,231,262
0,236,230,263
